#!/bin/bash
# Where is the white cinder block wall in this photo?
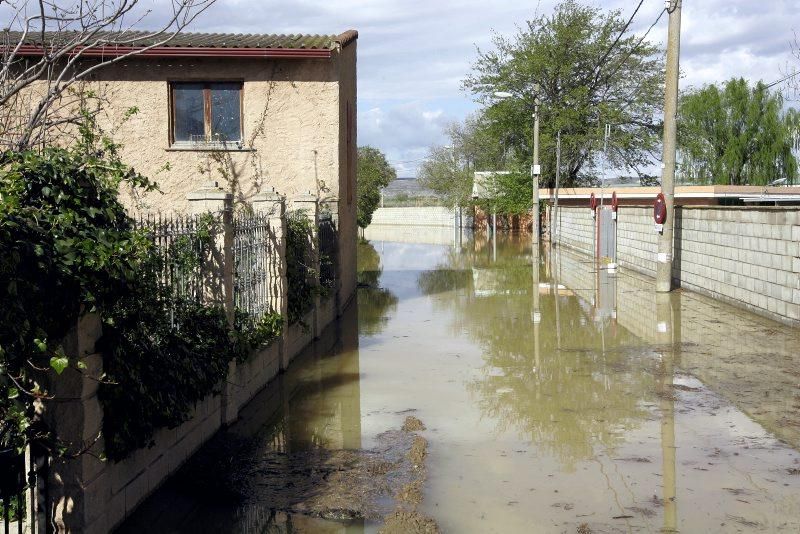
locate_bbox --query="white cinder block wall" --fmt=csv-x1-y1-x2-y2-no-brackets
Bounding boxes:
555,205,800,326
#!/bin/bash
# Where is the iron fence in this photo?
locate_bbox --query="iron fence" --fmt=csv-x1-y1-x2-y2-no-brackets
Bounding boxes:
135,213,212,308
318,213,337,290
233,212,279,318
0,449,39,534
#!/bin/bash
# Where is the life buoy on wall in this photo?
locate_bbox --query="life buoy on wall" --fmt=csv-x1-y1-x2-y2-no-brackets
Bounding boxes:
590,192,597,211
653,193,667,224
611,191,619,211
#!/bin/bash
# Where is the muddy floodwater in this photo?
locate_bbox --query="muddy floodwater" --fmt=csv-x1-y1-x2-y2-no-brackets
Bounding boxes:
120,229,800,533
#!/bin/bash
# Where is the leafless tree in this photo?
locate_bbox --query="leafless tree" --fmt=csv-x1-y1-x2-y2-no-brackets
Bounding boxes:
0,0,216,149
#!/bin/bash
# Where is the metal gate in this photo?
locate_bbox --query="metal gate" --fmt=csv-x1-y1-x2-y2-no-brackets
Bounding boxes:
597,207,616,265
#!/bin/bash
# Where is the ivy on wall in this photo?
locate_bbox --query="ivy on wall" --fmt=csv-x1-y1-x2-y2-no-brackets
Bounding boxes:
286,212,319,325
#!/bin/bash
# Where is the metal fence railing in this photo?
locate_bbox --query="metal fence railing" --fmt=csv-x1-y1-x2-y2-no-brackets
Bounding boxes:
233,212,278,318
318,213,337,290
0,449,38,534
136,213,211,307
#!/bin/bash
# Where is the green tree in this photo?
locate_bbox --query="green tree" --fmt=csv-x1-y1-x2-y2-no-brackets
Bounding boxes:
464,0,665,187
418,115,505,207
357,146,396,228
678,78,799,185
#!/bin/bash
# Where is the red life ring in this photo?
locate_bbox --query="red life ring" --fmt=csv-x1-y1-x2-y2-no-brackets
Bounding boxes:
590,192,597,210
653,193,667,224
611,191,619,211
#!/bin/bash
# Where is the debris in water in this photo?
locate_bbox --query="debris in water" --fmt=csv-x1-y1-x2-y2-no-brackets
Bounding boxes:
402,415,427,432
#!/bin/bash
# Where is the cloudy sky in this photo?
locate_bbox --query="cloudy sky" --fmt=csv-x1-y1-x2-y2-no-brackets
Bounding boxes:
9,0,797,176
186,0,798,177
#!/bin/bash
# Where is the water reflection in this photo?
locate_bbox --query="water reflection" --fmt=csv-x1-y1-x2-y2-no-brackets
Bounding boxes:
357,239,398,337
118,305,365,533
421,239,655,469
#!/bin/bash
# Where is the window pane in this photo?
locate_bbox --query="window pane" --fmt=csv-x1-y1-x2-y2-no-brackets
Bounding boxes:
173,83,205,142
210,83,241,142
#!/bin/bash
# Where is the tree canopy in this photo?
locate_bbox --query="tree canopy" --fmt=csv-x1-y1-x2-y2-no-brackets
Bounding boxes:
677,78,799,185
463,0,665,189
357,146,396,228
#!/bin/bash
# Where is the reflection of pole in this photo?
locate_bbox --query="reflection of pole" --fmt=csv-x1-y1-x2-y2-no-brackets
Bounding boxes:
554,248,561,351
532,246,541,371
656,293,678,531
492,216,497,263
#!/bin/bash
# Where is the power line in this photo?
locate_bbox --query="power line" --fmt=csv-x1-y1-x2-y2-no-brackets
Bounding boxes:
600,7,667,88
592,0,646,84
764,70,800,89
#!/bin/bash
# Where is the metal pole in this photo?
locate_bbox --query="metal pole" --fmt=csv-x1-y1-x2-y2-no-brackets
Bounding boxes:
532,87,541,245
554,130,561,247
656,0,682,293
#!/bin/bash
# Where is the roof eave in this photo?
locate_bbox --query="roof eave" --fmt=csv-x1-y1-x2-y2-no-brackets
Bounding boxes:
13,44,333,59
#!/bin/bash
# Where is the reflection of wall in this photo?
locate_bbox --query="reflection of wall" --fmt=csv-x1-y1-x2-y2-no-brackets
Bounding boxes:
556,205,800,325
554,246,800,450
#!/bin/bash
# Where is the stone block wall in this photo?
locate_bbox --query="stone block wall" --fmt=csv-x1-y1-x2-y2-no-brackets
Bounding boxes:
554,205,800,326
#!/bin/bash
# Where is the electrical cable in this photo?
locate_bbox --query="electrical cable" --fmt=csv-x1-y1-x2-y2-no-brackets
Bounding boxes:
592,0,646,84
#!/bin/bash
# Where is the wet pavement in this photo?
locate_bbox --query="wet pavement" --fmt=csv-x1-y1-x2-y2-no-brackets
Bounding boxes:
119,229,800,533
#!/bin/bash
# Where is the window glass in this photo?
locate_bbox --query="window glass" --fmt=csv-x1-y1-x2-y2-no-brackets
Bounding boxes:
172,83,205,142
210,83,241,142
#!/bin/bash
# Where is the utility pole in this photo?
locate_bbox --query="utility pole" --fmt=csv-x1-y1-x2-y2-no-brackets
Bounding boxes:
656,0,682,293
532,86,541,246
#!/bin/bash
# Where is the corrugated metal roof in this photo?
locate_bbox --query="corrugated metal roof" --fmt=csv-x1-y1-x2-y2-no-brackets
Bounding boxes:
3,30,353,51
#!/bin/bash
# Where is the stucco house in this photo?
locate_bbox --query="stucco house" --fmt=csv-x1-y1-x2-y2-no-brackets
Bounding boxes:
12,29,359,307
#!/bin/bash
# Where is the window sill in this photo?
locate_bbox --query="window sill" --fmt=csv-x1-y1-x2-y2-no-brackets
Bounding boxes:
166,143,254,153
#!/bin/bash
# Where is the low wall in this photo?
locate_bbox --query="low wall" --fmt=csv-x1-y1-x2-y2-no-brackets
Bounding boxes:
44,298,341,534
554,205,800,325
370,206,459,227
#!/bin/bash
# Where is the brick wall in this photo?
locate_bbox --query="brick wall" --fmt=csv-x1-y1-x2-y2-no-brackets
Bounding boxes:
555,205,800,326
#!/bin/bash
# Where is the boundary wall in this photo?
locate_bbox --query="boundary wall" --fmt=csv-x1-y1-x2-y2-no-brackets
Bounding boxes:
370,206,470,228
553,205,800,326
39,185,346,534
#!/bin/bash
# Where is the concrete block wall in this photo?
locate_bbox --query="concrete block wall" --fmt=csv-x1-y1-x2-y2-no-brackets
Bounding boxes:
616,207,658,277
554,204,800,326
554,207,594,254
675,207,800,325
370,206,458,227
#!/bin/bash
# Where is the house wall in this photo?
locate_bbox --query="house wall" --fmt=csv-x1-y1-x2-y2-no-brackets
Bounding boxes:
554,205,800,326
335,41,358,311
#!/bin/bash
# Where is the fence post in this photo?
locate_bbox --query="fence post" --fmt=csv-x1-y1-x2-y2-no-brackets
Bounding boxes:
252,190,289,370
187,182,237,424
289,193,321,337
43,313,110,533
321,196,341,311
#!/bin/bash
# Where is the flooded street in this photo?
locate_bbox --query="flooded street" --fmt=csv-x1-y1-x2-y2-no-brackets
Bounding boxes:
122,229,800,533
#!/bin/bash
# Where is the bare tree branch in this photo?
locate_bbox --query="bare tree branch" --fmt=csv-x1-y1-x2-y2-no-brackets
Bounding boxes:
1,0,216,149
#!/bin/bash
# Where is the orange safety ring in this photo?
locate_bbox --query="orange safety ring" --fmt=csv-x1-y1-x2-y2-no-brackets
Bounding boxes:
611,191,619,211
590,192,597,210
